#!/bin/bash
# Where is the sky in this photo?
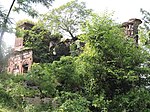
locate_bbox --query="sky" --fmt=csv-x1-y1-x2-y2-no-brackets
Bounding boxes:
1,0,150,47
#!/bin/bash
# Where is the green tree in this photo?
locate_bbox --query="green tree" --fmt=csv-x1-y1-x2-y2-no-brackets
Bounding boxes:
76,13,150,110
110,88,150,112
54,92,91,112
26,63,58,97
24,14,150,111
14,0,54,17
0,0,15,72
40,0,92,39
23,13,150,111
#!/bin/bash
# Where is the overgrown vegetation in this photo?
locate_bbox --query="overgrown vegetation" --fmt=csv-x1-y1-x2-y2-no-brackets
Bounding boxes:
0,0,54,73
1,1,150,112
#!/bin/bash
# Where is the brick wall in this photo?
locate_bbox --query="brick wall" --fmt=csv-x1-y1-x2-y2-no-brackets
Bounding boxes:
7,49,33,74
7,37,33,74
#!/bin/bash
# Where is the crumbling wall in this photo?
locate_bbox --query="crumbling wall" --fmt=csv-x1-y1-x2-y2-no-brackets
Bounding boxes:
122,18,142,45
7,49,32,74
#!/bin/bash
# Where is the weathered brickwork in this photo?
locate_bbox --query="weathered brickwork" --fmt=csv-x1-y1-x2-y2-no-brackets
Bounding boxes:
7,38,33,74
122,18,142,45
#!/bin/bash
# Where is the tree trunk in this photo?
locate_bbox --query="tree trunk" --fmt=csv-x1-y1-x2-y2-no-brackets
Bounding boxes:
68,31,75,39
0,0,16,73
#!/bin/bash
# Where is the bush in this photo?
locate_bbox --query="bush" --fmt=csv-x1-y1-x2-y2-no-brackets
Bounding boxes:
109,88,150,112
53,92,91,112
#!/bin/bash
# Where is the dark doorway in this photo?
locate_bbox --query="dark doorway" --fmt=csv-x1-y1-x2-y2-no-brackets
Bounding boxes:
22,63,28,73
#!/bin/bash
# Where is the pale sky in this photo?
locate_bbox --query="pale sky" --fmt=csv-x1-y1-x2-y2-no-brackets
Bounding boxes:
1,0,150,47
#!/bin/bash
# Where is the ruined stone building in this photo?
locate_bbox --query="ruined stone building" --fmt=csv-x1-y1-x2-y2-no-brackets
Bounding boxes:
7,37,33,74
7,22,34,74
122,18,142,45
7,18,142,74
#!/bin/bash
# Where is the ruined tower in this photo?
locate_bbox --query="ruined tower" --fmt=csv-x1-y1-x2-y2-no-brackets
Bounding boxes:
122,18,142,45
7,22,33,74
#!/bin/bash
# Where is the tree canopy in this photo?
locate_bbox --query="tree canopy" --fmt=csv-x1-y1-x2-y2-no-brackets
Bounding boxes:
14,0,54,17
40,0,92,39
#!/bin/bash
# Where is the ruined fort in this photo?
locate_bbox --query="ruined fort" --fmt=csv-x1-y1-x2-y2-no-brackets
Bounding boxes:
7,18,142,74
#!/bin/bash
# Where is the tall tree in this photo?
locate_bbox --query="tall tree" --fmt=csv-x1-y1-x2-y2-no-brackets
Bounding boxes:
41,0,92,39
0,0,15,72
77,13,150,101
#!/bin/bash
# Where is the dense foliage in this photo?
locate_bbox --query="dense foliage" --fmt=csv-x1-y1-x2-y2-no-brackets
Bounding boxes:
16,21,60,63
40,0,92,39
1,12,150,111
13,0,54,17
16,18,84,63
16,20,72,63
